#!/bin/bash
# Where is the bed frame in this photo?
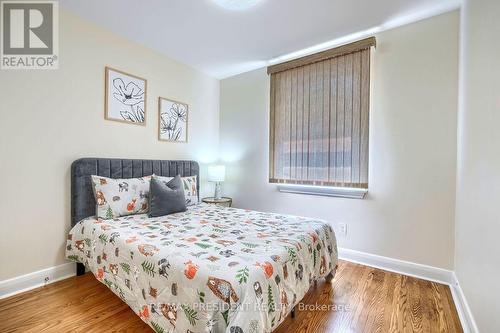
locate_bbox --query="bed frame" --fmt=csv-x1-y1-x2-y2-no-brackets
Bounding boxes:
71,158,200,276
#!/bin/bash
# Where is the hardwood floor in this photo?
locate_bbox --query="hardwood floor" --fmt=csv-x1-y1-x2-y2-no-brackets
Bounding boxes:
0,260,462,333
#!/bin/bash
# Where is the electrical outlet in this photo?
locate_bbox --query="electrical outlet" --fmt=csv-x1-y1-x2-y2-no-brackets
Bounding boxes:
44,276,50,285
338,223,347,236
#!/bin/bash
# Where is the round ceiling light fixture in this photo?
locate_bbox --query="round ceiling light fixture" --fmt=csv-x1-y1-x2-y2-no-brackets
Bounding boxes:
212,0,264,10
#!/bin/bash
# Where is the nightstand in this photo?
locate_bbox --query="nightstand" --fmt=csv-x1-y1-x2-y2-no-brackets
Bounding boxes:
202,197,232,207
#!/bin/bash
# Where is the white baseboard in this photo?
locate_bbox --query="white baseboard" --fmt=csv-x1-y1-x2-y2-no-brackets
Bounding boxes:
449,273,480,333
338,247,454,284
0,262,75,300
338,247,478,333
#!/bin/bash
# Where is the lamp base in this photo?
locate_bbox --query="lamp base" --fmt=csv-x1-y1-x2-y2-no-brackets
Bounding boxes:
214,182,222,200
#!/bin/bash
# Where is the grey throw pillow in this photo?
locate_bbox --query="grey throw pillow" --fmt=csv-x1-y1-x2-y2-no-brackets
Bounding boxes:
149,175,187,217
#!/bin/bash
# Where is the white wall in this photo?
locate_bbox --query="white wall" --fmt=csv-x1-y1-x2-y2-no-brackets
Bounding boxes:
455,0,500,331
0,10,220,280
220,11,459,269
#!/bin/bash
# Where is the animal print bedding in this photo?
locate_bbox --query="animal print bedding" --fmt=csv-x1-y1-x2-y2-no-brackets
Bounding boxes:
66,204,338,333
91,175,152,219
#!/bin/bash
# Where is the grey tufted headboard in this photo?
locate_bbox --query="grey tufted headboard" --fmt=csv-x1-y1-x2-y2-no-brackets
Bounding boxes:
71,158,200,226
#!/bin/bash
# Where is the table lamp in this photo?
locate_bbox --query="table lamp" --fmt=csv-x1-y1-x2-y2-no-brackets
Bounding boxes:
208,165,226,200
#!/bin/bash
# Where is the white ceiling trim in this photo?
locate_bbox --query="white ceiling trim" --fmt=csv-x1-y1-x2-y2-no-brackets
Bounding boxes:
221,0,461,79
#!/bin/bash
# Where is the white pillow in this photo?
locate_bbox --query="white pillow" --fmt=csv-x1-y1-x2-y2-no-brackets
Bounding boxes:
91,175,151,219
154,175,198,206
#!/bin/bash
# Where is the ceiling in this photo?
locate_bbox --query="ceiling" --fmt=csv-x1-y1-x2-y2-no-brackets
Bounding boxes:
60,0,460,79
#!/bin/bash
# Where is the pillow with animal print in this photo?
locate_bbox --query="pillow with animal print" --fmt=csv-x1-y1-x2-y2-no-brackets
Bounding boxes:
91,175,151,219
154,175,198,206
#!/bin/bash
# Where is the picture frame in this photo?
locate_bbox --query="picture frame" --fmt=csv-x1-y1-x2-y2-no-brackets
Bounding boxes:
105,66,147,125
158,97,189,143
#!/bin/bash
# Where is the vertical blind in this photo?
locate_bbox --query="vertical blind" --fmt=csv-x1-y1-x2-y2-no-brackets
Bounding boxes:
268,37,375,188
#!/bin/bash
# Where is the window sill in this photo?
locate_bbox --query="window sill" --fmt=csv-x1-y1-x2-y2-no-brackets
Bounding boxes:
277,184,367,199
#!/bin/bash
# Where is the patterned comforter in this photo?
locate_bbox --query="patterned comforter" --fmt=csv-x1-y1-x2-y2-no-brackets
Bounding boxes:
66,204,338,333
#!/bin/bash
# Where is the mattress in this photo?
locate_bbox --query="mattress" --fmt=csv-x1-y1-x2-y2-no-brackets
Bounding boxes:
66,203,338,333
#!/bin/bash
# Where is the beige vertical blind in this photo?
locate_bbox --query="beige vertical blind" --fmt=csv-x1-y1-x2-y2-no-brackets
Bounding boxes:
268,37,375,188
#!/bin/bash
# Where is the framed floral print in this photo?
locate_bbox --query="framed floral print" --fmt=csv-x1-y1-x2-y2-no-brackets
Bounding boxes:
105,67,147,125
158,97,188,142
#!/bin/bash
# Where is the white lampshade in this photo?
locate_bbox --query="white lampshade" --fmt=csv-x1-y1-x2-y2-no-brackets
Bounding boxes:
208,165,226,182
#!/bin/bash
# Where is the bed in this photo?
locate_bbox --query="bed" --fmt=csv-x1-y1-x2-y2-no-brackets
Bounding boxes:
67,158,338,333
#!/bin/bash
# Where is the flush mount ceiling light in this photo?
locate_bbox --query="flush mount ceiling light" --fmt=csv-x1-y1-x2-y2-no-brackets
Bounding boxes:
212,0,264,10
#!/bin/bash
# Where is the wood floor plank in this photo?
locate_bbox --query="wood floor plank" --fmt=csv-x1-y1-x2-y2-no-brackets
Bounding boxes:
380,270,397,332
328,261,367,331
388,274,406,333
356,268,386,332
408,277,424,332
0,260,463,333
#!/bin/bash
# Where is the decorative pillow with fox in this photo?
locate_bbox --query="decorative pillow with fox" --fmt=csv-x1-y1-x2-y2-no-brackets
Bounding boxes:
154,175,198,206
91,175,152,219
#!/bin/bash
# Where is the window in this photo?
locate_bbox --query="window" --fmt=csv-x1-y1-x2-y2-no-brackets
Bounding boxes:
268,37,375,196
